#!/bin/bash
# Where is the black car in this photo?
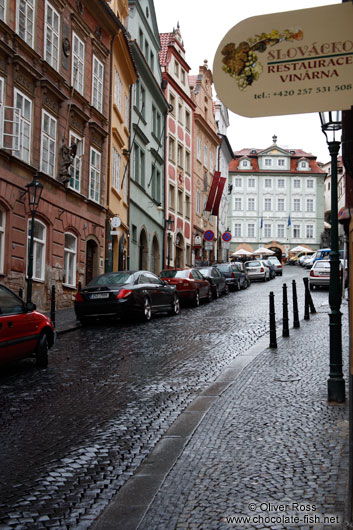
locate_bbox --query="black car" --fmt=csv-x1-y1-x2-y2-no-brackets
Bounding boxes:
74,270,180,324
217,262,248,290
196,266,228,298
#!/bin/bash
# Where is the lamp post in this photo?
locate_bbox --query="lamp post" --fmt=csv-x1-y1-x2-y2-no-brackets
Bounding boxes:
26,172,43,304
165,215,174,269
319,110,345,403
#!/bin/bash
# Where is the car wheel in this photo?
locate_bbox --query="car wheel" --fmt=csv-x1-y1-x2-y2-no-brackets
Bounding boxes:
169,295,180,316
141,297,152,321
194,291,200,307
36,333,49,368
224,284,229,295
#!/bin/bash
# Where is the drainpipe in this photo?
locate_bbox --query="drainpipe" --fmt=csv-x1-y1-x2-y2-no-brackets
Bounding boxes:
105,32,115,273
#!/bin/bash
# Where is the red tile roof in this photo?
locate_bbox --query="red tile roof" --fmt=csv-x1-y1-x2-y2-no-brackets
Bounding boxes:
159,32,174,66
230,146,325,173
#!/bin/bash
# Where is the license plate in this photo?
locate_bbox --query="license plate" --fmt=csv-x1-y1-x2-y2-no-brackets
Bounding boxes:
90,293,109,299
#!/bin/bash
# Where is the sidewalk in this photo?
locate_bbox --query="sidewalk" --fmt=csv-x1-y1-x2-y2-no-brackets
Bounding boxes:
92,300,350,530
43,306,81,334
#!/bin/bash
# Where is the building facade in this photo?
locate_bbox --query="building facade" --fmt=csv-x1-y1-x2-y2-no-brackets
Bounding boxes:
323,155,346,249
0,0,121,309
159,24,195,268
228,136,326,258
189,61,220,266
128,0,168,274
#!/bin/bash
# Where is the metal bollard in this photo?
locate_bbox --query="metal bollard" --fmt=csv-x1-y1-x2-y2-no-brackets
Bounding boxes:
269,291,277,348
303,277,310,320
50,285,56,328
308,285,316,314
19,288,23,300
282,283,289,337
292,280,300,328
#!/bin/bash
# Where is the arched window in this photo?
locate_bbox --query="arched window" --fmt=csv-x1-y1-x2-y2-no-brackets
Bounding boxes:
27,219,46,280
64,233,77,287
0,208,5,274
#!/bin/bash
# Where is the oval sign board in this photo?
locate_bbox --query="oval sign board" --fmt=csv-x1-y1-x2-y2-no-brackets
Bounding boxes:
213,2,353,117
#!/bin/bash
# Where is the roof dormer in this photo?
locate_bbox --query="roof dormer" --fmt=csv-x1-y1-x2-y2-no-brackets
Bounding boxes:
297,157,311,171
238,157,253,170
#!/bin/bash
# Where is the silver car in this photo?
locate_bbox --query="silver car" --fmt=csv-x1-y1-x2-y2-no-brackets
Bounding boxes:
244,260,270,282
309,260,331,289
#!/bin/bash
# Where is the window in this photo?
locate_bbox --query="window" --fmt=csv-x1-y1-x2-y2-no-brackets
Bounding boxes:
264,198,272,211
0,208,5,274
247,198,255,211
168,136,175,162
185,109,190,131
17,0,34,46
112,147,121,191
307,179,314,189
241,160,249,168
293,224,301,238
72,32,85,95
40,109,56,177
264,158,272,166
203,171,207,192
0,0,5,20
181,69,185,84
248,178,255,188
169,184,175,210
92,55,104,113
177,189,183,215
63,233,77,287
89,147,101,203
210,152,214,174
185,195,191,218
174,59,179,76
234,177,242,188
115,69,123,112
185,150,190,175
277,224,285,238
138,28,143,48
293,199,301,212
44,1,60,70
277,198,285,212
27,219,46,281
124,94,129,128
0,76,3,103
306,225,314,238
178,102,183,124
300,161,308,169
177,143,183,168
247,223,255,237
203,144,208,167
196,189,201,215
150,51,154,72
69,130,83,192
151,166,161,203
306,199,314,212
278,159,285,166
144,40,149,61
152,105,161,139
14,88,32,163
264,178,272,188
264,224,272,238
133,145,144,187
169,93,175,116
234,197,242,211
234,223,241,237
197,137,201,160
278,179,285,189
293,179,301,189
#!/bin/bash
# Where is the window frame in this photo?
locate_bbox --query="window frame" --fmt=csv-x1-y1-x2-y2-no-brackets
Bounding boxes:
72,31,85,95
27,218,46,281
16,0,34,47
63,232,77,287
92,55,104,113
0,208,5,274
89,146,101,203
69,130,83,193
44,0,60,71
14,87,32,164
40,108,57,177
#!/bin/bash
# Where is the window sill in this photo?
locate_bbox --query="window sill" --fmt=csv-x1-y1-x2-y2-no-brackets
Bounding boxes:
63,283,77,290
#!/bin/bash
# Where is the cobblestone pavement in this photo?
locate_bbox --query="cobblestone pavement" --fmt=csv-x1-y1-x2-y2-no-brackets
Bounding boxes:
139,305,349,530
0,267,347,529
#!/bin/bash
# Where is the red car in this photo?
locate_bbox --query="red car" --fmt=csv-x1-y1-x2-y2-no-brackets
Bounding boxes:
0,284,55,367
160,268,212,306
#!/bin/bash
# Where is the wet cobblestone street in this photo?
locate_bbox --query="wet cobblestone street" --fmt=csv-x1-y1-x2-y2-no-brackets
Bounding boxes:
0,267,342,529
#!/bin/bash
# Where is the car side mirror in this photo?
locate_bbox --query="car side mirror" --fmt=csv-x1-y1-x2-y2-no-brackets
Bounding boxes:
25,302,36,312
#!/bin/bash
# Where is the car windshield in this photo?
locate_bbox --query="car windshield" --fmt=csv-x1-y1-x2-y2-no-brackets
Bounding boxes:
314,261,331,269
245,261,261,267
198,268,211,275
160,270,189,279
87,272,134,287
217,264,230,271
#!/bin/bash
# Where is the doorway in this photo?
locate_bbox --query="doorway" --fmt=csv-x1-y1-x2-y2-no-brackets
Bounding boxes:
139,229,148,270
85,239,99,285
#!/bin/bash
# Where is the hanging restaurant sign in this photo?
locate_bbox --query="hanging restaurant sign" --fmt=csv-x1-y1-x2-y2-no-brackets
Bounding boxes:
213,2,353,117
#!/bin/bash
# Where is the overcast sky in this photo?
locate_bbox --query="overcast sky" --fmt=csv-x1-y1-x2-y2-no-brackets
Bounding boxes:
153,0,341,163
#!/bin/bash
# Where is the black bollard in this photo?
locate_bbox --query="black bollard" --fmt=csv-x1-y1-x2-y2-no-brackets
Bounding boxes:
292,280,300,328
308,285,316,314
19,288,23,300
50,285,56,328
303,277,310,320
269,291,277,348
282,283,289,337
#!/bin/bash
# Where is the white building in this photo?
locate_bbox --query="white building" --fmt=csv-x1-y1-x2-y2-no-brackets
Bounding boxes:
228,136,326,259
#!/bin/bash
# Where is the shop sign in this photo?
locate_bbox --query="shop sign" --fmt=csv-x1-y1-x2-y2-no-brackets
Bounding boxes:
213,2,353,117
194,235,202,247
204,241,214,250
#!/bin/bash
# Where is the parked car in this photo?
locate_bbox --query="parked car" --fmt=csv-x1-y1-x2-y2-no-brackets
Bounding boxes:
160,268,211,306
75,270,180,324
0,284,55,367
196,266,228,298
232,261,251,287
244,260,270,282
217,262,248,290
262,259,276,279
267,256,283,276
309,260,331,290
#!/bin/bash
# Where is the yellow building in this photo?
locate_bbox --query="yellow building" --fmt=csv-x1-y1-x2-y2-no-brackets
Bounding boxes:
106,0,137,271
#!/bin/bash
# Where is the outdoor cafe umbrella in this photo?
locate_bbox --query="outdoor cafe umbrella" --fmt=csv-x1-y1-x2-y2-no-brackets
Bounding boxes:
252,247,275,255
231,248,253,257
289,245,314,254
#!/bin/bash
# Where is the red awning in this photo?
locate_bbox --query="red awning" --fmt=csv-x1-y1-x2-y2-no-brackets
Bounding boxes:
212,177,226,216
205,171,221,212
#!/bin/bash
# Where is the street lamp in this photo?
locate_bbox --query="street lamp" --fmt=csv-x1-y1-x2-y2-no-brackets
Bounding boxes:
26,172,43,304
319,110,345,403
165,215,174,269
